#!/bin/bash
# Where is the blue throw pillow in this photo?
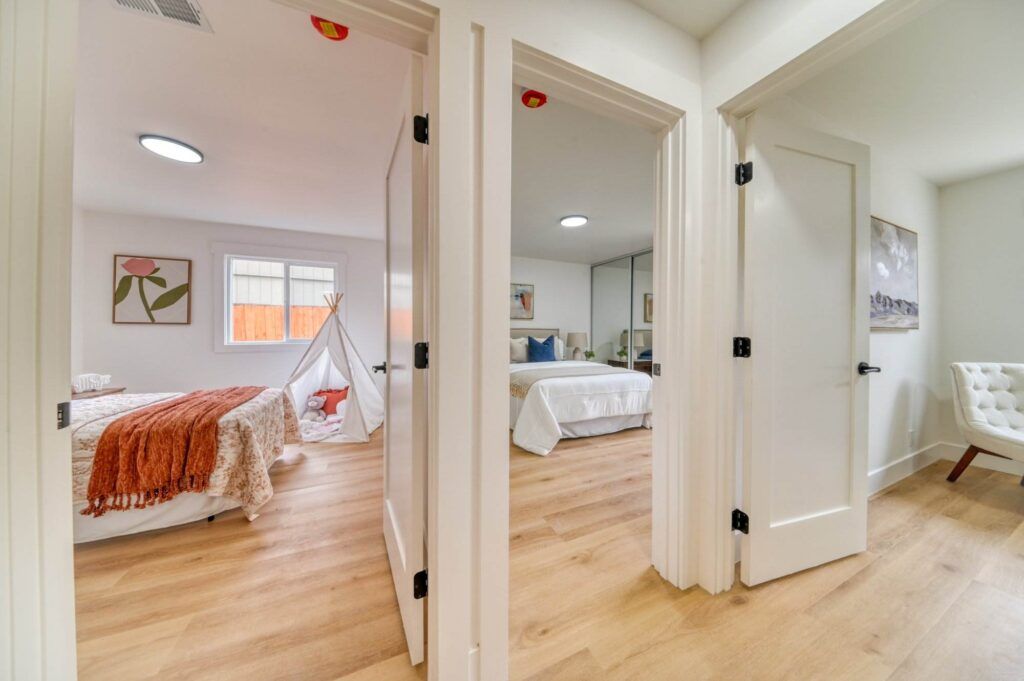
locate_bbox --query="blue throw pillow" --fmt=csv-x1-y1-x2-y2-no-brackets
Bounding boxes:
639,348,652,360
527,335,557,362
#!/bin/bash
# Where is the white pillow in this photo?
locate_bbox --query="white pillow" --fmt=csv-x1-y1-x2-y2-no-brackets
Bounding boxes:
510,337,528,363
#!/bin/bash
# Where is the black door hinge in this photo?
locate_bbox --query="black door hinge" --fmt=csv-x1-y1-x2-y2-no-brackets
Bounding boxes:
414,342,429,369
733,337,751,358
57,401,71,429
413,114,429,144
735,161,753,186
732,509,749,534
652,363,661,376
413,569,428,599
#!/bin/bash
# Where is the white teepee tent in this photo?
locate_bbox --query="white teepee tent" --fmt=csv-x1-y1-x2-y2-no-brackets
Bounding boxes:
285,293,384,442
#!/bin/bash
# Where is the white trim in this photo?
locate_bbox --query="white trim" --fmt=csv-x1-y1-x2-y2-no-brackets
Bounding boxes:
867,445,944,495
210,242,347,353
868,441,1024,495
2,0,79,678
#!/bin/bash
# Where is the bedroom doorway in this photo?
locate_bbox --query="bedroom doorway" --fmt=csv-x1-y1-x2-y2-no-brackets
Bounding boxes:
65,0,432,677
508,67,663,679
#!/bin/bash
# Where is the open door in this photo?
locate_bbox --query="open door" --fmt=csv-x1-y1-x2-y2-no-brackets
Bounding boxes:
740,113,871,586
383,56,428,665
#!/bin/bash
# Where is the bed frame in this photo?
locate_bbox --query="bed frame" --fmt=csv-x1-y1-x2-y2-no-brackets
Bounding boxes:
510,328,560,339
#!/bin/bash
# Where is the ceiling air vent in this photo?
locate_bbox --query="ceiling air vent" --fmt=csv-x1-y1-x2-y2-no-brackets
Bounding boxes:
110,0,213,33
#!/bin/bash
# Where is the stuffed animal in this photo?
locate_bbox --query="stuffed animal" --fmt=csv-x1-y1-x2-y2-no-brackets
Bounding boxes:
302,395,327,422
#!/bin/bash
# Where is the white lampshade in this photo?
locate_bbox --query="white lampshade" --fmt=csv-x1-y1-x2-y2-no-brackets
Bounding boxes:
633,330,646,347
566,332,588,349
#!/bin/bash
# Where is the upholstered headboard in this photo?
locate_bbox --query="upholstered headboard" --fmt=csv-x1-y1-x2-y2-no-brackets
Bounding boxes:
511,328,559,340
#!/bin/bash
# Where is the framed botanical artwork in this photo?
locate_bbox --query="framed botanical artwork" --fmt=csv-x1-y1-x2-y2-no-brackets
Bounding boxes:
643,293,653,323
113,255,192,324
510,283,534,320
869,217,919,330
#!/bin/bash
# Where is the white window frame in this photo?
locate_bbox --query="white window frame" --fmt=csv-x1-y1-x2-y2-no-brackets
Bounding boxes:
212,242,347,353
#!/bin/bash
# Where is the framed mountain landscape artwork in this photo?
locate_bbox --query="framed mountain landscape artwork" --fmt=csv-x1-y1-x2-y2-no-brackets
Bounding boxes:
870,217,919,330
113,255,192,324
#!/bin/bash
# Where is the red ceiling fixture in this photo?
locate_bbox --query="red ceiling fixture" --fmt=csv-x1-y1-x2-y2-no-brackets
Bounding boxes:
310,15,350,41
521,89,548,109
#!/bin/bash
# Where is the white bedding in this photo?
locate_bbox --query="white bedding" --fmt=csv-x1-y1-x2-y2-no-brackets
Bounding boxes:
510,361,652,455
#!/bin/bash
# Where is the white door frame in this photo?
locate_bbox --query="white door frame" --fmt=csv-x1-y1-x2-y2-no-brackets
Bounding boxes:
703,0,942,592
2,0,481,678
506,42,693,586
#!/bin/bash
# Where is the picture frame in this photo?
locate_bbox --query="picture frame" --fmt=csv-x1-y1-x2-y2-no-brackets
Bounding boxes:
112,254,192,324
870,216,919,330
510,283,534,320
643,293,653,323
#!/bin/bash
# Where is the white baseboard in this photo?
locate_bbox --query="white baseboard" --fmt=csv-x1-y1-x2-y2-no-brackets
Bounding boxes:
869,441,1024,495
868,444,944,495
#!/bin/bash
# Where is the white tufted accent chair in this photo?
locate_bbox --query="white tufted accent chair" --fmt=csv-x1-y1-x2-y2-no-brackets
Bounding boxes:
948,362,1024,483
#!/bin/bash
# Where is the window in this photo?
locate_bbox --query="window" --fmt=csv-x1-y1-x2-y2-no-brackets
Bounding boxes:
227,256,336,344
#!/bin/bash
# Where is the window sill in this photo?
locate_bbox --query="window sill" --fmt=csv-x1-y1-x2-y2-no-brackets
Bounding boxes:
215,340,311,354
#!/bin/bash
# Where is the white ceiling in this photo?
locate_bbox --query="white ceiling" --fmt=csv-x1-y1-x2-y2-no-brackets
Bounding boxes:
512,94,657,264
786,0,1024,187
74,0,411,238
628,0,748,39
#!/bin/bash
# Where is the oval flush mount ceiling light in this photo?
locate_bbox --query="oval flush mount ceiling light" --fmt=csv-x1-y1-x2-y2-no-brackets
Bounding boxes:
560,215,588,228
138,135,204,164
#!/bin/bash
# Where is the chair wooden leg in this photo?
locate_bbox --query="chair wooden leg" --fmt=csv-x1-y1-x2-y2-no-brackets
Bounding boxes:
947,445,981,482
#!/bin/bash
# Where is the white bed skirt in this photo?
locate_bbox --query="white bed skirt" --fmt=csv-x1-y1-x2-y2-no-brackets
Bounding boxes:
560,413,650,438
73,493,241,544
510,394,651,455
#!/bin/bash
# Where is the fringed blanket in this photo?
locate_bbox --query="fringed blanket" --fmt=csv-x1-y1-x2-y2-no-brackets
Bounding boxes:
83,386,267,517
510,363,635,400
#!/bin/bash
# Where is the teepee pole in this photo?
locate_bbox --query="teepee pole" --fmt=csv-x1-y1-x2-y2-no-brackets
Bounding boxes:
323,292,344,314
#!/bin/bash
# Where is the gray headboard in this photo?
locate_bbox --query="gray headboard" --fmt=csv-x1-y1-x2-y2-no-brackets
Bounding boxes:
510,328,559,339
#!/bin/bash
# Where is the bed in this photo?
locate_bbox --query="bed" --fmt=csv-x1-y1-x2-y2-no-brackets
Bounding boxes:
510,328,653,455
71,388,299,543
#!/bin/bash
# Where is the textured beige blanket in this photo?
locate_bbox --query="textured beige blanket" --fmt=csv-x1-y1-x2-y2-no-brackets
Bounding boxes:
72,390,300,520
510,364,634,399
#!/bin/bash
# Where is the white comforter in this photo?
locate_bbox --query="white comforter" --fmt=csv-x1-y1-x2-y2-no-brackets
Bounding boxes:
510,361,653,455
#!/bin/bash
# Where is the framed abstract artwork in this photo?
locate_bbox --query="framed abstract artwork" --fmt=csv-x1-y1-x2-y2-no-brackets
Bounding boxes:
510,283,534,320
643,293,653,323
870,217,919,330
112,254,192,324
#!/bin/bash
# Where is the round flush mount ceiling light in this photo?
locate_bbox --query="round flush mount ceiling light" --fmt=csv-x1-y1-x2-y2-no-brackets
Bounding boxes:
138,135,204,164
560,215,589,228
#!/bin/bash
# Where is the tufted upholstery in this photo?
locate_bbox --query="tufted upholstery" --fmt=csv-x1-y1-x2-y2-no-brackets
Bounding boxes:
950,363,1024,462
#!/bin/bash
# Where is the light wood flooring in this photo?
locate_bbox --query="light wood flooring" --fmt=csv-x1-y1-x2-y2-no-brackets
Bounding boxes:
77,428,1024,680
510,429,1024,680
74,432,424,681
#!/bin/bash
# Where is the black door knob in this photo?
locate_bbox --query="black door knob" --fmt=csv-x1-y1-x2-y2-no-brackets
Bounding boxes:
372,362,387,374
858,362,881,375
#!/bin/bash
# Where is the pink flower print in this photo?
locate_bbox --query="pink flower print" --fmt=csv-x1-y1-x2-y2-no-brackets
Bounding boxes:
122,258,157,277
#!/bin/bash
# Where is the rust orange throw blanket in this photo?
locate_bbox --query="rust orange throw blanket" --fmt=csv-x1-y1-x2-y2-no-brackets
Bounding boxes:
83,386,267,517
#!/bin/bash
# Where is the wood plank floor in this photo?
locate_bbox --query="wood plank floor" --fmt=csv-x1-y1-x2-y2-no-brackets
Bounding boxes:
74,431,424,681
77,427,1024,680
510,429,1024,681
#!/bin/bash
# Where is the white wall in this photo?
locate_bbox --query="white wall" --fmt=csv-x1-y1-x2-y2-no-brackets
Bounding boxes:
509,256,590,347
937,165,1024,469
71,209,385,393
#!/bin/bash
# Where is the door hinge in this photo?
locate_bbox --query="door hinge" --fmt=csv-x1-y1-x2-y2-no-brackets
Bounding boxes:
735,161,753,186
413,114,429,144
733,337,751,358
732,509,750,534
57,401,71,429
413,569,428,599
414,342,429,369
652,363,661,376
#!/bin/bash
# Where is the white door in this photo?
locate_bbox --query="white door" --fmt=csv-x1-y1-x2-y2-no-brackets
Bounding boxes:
383,56,428,665
740,112,871,586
